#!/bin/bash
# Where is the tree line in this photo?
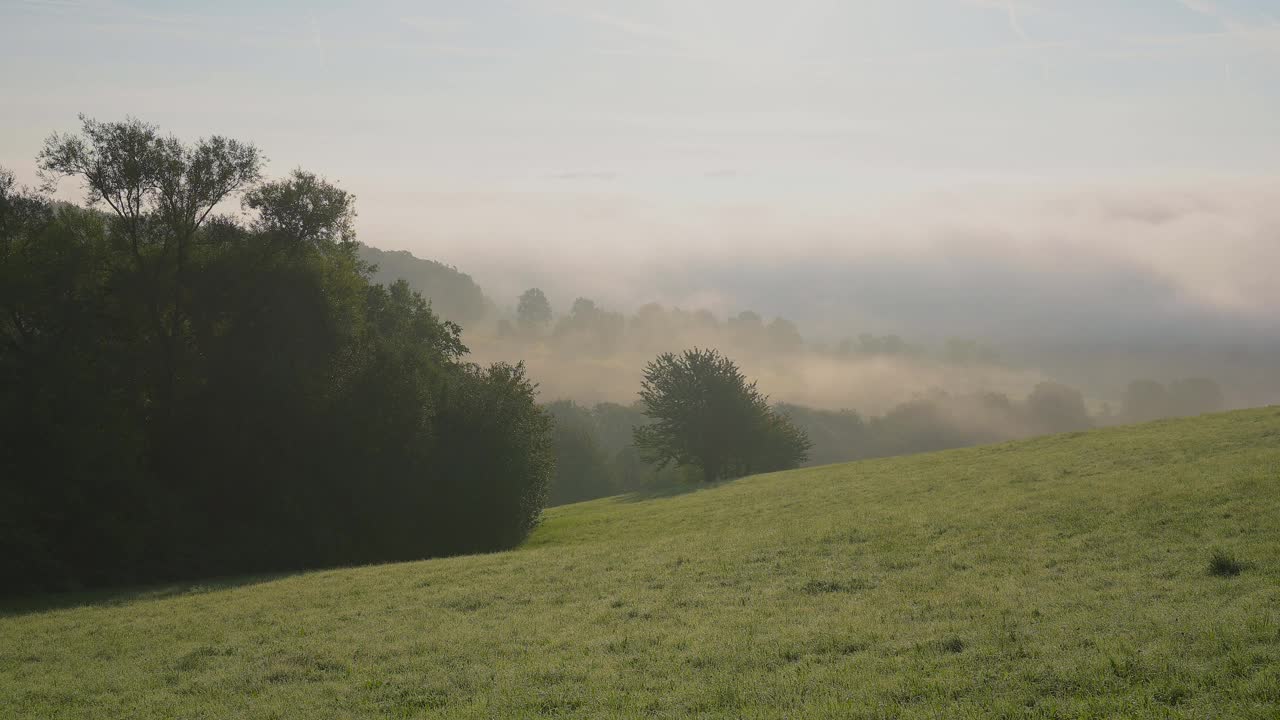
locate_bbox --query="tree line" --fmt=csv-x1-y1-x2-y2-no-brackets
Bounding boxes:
2,117,1233,592
540,374,1226,505
544,349,812,504
501,286,1002,364
1,118,553,593
0,117,815,594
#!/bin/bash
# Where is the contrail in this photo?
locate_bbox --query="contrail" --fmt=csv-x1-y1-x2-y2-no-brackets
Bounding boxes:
1178,0,1222,18
1006,0,1032,43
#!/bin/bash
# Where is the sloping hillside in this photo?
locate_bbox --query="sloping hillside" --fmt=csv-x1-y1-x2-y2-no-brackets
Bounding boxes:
358,244,490,325
3,408,1278,718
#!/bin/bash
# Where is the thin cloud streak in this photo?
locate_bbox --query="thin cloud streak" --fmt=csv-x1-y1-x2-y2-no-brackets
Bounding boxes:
530,0,682,46
1005,0,1033,42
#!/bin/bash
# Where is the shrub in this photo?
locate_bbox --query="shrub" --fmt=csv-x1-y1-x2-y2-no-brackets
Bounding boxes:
1207,549,1245,577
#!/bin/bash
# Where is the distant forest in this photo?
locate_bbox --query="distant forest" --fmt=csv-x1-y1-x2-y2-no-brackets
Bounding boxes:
357,244,490,327
361,245,1229,506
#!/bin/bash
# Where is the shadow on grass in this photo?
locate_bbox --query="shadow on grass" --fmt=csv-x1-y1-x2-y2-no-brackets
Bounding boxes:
0,571,296,619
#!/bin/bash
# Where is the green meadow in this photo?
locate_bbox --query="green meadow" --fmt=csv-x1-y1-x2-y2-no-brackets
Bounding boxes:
3,407,1279,719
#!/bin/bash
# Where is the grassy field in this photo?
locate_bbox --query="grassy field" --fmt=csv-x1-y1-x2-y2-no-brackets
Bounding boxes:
3,408,1279,718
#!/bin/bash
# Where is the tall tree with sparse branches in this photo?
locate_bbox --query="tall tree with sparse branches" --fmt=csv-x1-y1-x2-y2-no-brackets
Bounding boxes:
37,116,262,417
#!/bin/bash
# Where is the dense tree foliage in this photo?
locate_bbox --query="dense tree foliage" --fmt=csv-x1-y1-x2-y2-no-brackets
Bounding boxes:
0,119,551,593
634,348,810,481
542,400,688,505
544,401,616,505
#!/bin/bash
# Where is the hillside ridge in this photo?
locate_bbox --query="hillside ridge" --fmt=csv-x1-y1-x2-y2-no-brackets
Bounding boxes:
3,407,1278,718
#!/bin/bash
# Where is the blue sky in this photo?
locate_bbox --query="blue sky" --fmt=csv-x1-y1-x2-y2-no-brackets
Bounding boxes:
3,0,1279,335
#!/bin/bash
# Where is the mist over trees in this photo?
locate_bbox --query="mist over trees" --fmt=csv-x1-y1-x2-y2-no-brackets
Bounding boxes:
535,369,1231,507
516,287,553,336
1117,377,1225,424
357,264,1264,423
542,400,695,505
345,259,1244,507
358,243,489,326
0,118,552,593
534,372,1229,505
3,117,1258,595
779,383,1090,467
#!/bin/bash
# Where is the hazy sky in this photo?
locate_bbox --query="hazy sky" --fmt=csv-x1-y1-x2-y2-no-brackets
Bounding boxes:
4,0,1279,339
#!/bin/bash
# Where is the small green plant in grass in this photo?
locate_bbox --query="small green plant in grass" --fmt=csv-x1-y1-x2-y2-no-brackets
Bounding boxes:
1207,549,1245,577
800,578,870,594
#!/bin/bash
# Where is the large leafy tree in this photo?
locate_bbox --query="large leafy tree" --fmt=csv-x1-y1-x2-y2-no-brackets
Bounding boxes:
243,169,356,247
37,115,263,419
633,348,810,481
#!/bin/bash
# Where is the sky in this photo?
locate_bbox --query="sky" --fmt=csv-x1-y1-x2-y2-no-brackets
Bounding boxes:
3,0,1279,341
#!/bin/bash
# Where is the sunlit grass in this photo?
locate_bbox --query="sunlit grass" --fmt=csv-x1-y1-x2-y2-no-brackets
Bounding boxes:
3,407,1279,718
